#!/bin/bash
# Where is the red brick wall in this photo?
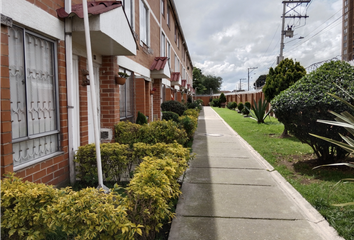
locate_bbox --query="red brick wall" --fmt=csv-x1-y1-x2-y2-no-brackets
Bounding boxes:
165,87,171,101
135,77,146,118
1,25,12,177
78,57,89,146
176,91,181,102
100,56,120,140
145,81,151,121
26,0,65,17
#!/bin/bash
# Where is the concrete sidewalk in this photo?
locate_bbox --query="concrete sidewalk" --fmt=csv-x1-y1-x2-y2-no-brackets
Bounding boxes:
168,107,343,240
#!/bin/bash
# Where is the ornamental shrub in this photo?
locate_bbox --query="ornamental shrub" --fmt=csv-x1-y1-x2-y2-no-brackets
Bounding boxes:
115,121,142,147
219,93,226,103
211,98,221,107
237,102,244,112
187,101,201,111
136,111,147,125
161,100,187,116
243,101,251,115
162,111,180,123
183,109,199,118
179,115,198,139
227,102,233,109
271,60,354,163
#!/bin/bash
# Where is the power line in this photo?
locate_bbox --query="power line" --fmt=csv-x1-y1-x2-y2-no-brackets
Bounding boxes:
265,24,280,54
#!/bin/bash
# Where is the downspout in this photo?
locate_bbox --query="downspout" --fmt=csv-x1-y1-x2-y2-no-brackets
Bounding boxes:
65,0,76,184
82,0,108,192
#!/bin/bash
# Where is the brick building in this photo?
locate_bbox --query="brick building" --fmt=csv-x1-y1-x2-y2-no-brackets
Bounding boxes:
1,0,193,186
342,0,354,61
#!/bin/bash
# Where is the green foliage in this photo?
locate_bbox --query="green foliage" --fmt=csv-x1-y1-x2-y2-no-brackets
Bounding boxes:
242,102,251,115
248,98,272,123
192,67,223,94
179,115,198,139
227,101,237,110
263,58,306,102
161,100,187,116
162,111,179,123
210,98,221,107
187,95,193,104
114,120,188,147
183,109,199,118
74,143,131,185
271,60,354,163
219,93,226,103
237,102,244,112
136,111,147,125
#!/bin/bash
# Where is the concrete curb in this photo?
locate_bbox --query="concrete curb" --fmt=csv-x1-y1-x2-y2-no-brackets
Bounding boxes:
211,107,344,240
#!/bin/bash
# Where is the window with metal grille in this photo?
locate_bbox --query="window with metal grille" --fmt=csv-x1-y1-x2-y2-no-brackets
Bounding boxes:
119,69,135,122
9,25,61,169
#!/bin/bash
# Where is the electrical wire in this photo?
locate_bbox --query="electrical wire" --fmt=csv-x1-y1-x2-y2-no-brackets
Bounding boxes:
265,24,280,54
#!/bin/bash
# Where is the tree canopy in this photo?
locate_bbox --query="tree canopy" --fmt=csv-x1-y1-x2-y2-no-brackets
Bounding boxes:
262,58,306,102
193,67,222,94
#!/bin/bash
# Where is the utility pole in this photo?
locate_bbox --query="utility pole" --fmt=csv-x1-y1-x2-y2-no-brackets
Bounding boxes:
239,78,246,91
278,0,310,64
248,68,257,91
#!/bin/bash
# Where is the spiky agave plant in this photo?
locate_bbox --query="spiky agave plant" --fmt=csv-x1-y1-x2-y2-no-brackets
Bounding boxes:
246,98,272,124
309,86,354,207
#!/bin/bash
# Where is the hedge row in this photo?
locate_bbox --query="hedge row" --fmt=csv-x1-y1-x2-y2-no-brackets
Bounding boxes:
1,142,192,239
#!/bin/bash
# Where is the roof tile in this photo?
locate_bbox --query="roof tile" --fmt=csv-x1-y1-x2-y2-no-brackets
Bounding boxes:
171,72,180,82
57,1,122,19
150,57,168,71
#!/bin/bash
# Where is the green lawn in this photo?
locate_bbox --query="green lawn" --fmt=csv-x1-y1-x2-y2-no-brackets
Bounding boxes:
213,107,354,240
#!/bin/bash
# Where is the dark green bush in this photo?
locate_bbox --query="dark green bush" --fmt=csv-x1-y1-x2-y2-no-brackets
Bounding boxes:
227,102,237,110
211,98,221,107
115,120,188,147
179,115,198,139
219,93,226,103
187,101,202,111
162,111,179,123
237,102,244,112
271,60,354,163
227,102,233,109
243,102,251,115
161,100,187,116
136,111,147,125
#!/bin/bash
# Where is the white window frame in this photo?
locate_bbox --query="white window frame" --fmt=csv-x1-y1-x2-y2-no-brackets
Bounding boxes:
140,0,150,46
119,69,135,121
161,0,165,17
167,4,170,27
9,25,61,170
123,0,134,29
161,33,166,57
174,54,180,72
167,41,171,66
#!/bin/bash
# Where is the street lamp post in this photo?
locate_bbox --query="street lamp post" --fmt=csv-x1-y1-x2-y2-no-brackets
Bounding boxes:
247,67,257,91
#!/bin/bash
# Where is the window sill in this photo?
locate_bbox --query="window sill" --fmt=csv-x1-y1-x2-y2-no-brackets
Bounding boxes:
13,151,65,172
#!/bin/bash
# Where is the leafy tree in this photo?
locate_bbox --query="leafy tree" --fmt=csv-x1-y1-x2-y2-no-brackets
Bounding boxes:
271,60,354,163
193,67,222,94
263,58,306,137
254,74,267,89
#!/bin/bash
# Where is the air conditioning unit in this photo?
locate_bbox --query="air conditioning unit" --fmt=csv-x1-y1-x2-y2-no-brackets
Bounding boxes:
100,128,112,141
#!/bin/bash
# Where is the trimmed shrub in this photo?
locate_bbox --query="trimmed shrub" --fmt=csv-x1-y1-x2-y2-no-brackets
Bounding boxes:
227,102,237,110
227,102,233,109
162,111,179,123
237,102,244,112
243,101,251,115
179,115,198,139
136,111,147,125
187,101,201,111
183,109,199,118
211,98,221,107
219,93,226,103
271,60,354,163
161,100,187,116
75,143,131,185
114,120,188,146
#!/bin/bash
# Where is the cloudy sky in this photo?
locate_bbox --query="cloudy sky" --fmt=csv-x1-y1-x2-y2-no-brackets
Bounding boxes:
174,0,342,92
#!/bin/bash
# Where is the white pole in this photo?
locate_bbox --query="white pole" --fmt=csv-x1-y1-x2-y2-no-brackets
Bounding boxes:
82,0,108,192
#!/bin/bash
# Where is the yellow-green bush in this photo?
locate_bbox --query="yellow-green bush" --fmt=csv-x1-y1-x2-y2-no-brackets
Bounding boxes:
1,173,66,239
74,143,131,185
125,156,188,239
43,187,142,240
183,109,199,118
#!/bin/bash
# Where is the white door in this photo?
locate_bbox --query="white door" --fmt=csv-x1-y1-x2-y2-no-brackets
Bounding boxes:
87,63,101,144
72,55,80,150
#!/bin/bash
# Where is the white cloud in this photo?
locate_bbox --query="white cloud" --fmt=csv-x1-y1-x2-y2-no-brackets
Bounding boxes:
175,0,342,91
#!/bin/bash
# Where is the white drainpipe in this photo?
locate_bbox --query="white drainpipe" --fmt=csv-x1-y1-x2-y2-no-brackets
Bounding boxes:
82,0,108,192
64,0,76,184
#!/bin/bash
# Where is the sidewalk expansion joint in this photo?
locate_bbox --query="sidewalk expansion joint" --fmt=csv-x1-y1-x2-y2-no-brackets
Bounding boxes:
178,215,300,222
185,182,273,187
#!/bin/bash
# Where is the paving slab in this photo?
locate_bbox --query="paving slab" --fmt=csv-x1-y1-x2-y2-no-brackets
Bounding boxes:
189,156,263,169
184,168,274,185
169,217,324,240
176,183,303,220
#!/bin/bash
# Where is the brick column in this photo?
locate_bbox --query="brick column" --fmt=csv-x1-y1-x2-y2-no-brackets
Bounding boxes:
100,56,120,141
78,57,89,146
153,79,162,121
165,87,171,101
177,91,182,102
1,25,13,177
135,77,146,118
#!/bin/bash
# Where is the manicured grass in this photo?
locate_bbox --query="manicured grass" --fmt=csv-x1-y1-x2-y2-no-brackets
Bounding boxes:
213,107,354,240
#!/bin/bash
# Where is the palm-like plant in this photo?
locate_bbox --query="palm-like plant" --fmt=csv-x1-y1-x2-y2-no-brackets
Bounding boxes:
246,98,272,123
309,87,354,207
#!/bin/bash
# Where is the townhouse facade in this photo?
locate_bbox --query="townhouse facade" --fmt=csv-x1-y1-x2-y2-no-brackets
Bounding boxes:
1,0,193,186
342,0,354,61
